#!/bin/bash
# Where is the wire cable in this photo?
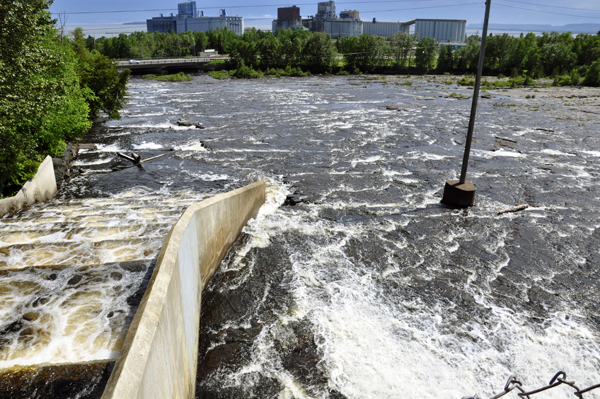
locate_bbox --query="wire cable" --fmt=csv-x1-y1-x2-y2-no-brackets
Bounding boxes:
496,0,600,13
51,1,480,16
495,3,600,19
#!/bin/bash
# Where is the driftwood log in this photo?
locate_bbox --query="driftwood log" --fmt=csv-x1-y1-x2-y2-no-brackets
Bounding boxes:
117,150,174,165
497,204,529,215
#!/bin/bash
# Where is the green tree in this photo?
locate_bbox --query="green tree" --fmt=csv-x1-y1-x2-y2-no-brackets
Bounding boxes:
437,45,454,73
258,35,283,69
454,37,480,73
0,0,93,195
390,31,416,69
302,32,336,72
415,37,437,73
583,59,600,86
485,33,515,74
356,34,387,73
76,51,130,120
194,31,209,53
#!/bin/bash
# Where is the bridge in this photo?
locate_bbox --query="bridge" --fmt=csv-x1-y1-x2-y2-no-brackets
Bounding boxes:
117,55,229,72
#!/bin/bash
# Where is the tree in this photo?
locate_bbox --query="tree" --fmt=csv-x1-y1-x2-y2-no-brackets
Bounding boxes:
437,45,454,73
390,31,416,69
258,35,283,69
415,37,437,73
302,32,336,72
454,38,480,73
356,34,387,73
583,59,600,86
340,36,360,72
76,52,130,120
0,0,93,195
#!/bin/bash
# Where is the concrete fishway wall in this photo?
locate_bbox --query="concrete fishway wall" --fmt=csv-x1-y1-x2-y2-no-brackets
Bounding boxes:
102,181,266,399
0,156,57,217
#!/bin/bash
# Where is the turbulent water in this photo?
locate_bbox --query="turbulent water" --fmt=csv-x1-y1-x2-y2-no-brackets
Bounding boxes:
4,74,600,398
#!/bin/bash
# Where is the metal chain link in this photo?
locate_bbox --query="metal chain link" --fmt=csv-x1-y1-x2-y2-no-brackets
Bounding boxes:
462,372,600,399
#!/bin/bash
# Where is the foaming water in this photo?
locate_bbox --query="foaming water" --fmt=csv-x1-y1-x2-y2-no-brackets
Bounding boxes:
4,75,599,398
0,188,209,374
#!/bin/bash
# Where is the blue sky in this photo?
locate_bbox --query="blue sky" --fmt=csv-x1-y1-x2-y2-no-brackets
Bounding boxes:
48,0,600,34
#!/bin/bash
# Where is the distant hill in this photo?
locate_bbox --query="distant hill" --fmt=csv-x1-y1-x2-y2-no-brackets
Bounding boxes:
467,23,600,34
123,21,147,25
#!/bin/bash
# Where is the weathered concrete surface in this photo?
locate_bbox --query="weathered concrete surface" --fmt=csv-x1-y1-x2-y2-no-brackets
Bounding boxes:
101,181,266,399
0,156,57,217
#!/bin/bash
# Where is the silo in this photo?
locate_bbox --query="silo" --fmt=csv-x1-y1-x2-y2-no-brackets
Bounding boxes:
324,19,362,38
317,1,336,19
414,19,466,42
362,21,406,38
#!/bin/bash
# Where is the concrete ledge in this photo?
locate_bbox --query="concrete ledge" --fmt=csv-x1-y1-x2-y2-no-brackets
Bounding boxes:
0,156,57,217
101,181,266,399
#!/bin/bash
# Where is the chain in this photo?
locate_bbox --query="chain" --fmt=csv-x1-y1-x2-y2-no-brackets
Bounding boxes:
463,372,600,399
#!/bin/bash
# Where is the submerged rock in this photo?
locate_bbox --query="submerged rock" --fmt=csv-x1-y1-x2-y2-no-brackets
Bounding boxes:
283,194,305,206
177,119,205,129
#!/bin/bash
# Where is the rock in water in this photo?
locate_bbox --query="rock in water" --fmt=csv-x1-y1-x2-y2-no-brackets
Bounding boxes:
177,119,205,129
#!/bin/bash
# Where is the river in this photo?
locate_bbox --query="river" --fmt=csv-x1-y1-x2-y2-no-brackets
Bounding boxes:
11,74,600,398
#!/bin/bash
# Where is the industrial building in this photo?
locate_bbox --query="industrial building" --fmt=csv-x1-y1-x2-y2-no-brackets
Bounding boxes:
147,1,244,35
324,19,362,38
340,10,359,19
272,6,304,32
281,1,362,38
271,1,466,42
363,18,409,37
412,19,466,43
316,1,336,19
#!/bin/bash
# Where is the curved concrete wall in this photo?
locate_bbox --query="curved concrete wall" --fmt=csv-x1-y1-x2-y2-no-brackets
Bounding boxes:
0,156,57,217
101,181,266,399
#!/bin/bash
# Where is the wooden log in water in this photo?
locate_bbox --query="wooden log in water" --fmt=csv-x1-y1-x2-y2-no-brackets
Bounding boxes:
497,204,529,215
117,152,138,163
139,151,175,164
118,151,174,165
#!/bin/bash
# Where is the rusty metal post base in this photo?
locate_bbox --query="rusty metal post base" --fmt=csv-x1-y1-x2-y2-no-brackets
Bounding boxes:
441,180,476,207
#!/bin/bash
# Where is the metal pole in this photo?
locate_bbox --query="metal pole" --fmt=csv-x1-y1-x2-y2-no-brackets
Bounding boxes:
459,0,492,184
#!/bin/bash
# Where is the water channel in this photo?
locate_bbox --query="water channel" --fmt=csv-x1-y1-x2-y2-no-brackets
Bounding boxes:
2,74,600,398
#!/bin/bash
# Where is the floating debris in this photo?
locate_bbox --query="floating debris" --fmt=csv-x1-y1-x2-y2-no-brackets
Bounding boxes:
497,204,529,215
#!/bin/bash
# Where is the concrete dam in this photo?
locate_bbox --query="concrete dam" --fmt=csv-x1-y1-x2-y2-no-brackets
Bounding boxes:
0,157,265,397
2,74,600,398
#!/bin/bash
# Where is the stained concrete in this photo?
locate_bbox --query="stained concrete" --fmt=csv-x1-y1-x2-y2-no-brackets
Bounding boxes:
101,181,266,399
0,156,57,217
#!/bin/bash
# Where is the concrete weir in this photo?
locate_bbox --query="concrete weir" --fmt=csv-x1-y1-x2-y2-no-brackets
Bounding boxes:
101,181,266,399
0,156,57,217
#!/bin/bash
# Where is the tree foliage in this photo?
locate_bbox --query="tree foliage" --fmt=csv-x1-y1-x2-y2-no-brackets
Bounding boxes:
415,37,437,73
390,32,417,70
0,0,129,196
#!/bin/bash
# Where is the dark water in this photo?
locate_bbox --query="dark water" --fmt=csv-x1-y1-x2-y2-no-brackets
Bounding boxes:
58,75,600,398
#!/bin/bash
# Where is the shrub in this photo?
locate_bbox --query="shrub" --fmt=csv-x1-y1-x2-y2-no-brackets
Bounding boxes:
458,77,474,86
553,69,581,86
231,63,263,79
142,72,191,82
208,70,230,79
583,60,600,87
